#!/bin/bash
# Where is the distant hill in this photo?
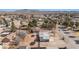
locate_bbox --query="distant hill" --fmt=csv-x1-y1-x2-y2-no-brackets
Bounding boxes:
15,9,79,13
15,9,40,13
0,9,79,14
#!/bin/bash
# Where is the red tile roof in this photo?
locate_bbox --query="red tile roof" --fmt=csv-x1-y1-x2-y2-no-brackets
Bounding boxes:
2,38,10,43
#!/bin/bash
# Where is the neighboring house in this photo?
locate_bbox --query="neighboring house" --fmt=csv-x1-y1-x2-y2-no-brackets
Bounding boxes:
33,15,45,18
1,38,10,49
13,20,21,29
0,31,10,37
37,19,43,27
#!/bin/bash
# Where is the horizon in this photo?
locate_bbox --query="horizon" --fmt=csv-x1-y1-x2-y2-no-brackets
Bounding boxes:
0,9,79,12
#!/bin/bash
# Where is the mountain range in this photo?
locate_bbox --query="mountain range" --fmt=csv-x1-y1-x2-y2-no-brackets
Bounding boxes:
0,9,79,13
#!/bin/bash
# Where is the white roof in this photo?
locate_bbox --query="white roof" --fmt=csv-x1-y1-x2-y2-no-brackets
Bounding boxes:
39,31,50,40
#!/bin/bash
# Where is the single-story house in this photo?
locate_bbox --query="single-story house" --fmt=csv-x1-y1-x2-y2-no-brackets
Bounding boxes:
38,31,50,42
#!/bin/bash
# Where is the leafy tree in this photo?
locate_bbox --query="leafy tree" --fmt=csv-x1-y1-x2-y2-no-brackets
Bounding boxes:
62,14,72,27
28,19,37,27
69,21,74,27
41,19,49,29
11,21,16,32
41,19,57,30
3,18,8,27
75,22,79,28
27,19,37,33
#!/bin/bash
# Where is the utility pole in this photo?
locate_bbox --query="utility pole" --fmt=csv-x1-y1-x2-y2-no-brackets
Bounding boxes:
36,31,40,48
